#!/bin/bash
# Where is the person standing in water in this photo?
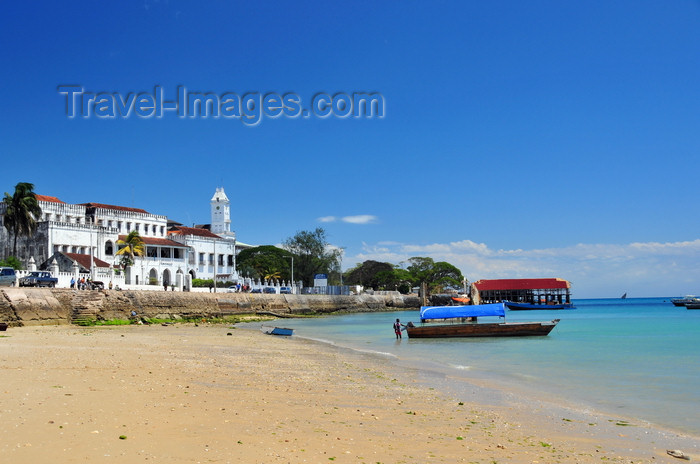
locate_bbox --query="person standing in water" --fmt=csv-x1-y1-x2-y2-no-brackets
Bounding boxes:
393,318,404,339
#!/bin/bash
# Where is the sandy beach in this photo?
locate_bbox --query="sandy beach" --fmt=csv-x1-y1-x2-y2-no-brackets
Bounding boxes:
1,324,698,463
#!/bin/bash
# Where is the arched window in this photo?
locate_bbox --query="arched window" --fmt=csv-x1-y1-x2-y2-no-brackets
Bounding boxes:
105,241,114,256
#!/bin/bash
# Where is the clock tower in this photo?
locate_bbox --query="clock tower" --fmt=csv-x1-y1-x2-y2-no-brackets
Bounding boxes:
210,187,232,235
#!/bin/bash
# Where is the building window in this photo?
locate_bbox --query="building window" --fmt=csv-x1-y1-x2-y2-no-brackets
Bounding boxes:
117,221,122,231
208,253,214,265
147,247,157,258
71,246,78,253
55,215,61,222
218,254,224,266
199,253,205,264
227,255,234,266
135,223,140,232
143,223,148,235
160,226,165,236
105,241,114,256
152,225,157,234
127,222,131,231
173,248,181,259
62,245,68,252
160,248,171,258
45,213,51,221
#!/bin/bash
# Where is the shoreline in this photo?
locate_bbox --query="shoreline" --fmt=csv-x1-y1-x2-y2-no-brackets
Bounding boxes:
281,328,700,453
1,324,698,463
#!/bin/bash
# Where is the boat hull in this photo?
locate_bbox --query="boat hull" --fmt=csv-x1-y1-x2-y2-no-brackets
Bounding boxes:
505,302,575,310
406,319,559,338
686,303,700,310
261,326,294,336
671,297,699,307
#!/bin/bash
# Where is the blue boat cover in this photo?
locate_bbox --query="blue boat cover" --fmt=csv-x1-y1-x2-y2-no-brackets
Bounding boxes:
419,303,506,320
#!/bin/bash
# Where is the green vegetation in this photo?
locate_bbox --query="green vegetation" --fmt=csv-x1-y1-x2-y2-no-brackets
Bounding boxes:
235,245,294,281
343,256,464,294
2,182,42,258
0,256,22,270
73,313,275,327
191,278,239,288
116,230,145,269
282,228,341,286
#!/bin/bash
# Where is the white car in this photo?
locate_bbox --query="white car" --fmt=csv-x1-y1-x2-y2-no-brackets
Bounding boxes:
0,267,16,287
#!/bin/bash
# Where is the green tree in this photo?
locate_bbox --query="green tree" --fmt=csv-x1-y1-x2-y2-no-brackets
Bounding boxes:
428,261,464,292
0,256,23,270
344,260,394,289
282,228,340,287
235,245,293,281
116,230,145,269
407,257,464,294
2,182,43,258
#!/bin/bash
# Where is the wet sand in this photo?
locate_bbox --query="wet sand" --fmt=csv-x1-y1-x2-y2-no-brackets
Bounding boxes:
1,324,698,463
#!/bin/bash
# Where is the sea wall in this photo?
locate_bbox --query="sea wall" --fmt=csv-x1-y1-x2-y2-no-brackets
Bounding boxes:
0,288,421,327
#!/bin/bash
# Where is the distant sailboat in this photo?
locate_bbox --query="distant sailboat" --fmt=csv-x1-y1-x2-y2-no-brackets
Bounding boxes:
621,293,627,299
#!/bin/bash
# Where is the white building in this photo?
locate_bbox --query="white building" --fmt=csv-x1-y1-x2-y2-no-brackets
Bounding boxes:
0,188,248,289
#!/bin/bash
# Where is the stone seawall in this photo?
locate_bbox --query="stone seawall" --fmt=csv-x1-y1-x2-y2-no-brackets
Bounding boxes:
0,288,421,326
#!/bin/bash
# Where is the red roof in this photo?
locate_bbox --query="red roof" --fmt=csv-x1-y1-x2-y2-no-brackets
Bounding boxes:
473,278,571,291
36,194,65,204
169,226,221,239
81,202,150,214
119,235,187,248
65,253,111,269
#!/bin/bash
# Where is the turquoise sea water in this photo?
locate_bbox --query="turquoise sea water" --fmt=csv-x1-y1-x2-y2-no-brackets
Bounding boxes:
240,298,700,436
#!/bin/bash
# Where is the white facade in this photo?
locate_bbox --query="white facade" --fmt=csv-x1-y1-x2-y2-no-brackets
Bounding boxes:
168,226,238,282
0,188,246,289
210,187,232,237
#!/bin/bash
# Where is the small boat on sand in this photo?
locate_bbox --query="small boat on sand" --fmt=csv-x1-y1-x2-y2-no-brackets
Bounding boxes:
261,325,294,336
405,303,559,338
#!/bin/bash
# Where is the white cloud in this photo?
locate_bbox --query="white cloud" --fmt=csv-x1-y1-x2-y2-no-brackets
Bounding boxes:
346,238,700,298
317,214,378,224
342,215,378,224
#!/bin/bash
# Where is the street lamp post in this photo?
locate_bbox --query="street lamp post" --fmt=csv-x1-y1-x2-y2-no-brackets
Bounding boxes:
286,255,294,293
339,247,345,290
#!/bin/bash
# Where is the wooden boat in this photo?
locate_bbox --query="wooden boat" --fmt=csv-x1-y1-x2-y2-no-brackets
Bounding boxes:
0,323,7,332
261,325,294,336
504,301,575,310
405,303,560,338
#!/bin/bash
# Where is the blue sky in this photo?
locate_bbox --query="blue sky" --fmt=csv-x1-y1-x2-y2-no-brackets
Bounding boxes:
1,1,699,297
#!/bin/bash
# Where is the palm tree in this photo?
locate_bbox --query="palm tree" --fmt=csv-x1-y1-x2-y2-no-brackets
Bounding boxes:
116,230,145,269
264,270,281,282
3,182,43,258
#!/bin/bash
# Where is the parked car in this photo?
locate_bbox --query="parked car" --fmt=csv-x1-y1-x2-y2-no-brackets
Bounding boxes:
279,287,292,294
19,271,58,288
263,287,277,294
0,267,17,287
250,288,262,293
